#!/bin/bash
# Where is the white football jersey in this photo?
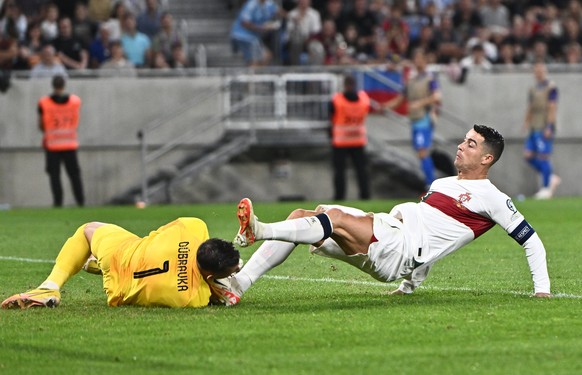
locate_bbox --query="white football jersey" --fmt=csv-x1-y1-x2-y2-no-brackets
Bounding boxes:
392,176,525,266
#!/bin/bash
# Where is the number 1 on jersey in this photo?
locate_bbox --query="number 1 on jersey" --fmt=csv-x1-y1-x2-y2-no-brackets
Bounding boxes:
133,260,170,279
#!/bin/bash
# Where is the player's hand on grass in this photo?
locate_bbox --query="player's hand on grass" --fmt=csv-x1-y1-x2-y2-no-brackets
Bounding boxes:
388,289,405,295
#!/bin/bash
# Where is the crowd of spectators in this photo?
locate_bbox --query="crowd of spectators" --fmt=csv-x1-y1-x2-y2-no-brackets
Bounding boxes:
0,0,189,77
231,0,582,68
2,0,582,75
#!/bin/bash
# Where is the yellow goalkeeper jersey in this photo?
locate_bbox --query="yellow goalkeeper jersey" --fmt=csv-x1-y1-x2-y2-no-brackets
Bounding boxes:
95,217,212,308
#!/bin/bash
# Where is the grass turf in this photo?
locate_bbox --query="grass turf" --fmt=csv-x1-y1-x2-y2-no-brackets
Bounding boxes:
0,198,581,375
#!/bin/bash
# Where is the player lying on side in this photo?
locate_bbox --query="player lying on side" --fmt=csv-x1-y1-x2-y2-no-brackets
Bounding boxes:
2,218,242,309
219,125,551,304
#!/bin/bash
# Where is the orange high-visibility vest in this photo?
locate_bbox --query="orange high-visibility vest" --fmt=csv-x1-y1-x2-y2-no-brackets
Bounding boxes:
39,95,81,151
331,91,370,148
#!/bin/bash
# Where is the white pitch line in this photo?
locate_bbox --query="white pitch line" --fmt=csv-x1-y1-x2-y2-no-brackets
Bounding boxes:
2,256,580,299
0,256,55,264
262,275,582,299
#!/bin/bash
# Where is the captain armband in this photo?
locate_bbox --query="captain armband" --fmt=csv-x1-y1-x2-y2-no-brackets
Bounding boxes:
509,220,536,245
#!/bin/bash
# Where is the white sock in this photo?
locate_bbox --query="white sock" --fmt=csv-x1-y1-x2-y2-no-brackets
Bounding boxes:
257,214,332,244
234,240,296,293
39,280,60,290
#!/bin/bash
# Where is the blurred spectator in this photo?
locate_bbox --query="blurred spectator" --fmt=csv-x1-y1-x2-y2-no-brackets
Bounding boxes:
0,20,19,69
123,0,146,17
73,2,98,48
544,3,563,38
367,36,392,64
230,0,282,67
369,0,389,25
382,4,410,59
320,0,345,33
452,0,483,44
41,3,59,42
460,43,492,72
14,21,46,70
466,26,498,61
567,0,582,24
420,1,442,27
0,0,27,42
151,12,188,68
52,16,89,69
101,1,127,41
343,0,378,56
55,0,79,19
401,1,427,43
307,18,345,65
505,15,530,63
526,38,552,64
99,39,136,76
89,23,112,68
17,0,52,23
418,0,456,15
30,44,68,78
120,13,151,67
559,15,582,52
408,24,438,63
433,14,462,63
286,0,321,65
339,23,360,63
168,42,188,68
564,42,582,64
494,40,519,65
88,0,112,23
137,0,163,39
537,19,565,61
479,0,510,32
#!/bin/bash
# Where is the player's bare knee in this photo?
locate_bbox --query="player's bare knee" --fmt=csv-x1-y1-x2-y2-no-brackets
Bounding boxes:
314,204,327,213
323,208,345,225
287,208,312,220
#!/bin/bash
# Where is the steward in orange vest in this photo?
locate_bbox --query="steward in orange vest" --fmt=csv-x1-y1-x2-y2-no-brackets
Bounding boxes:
329,75,371,201
331,89,371,148
39,93,81,151
38,75,84,207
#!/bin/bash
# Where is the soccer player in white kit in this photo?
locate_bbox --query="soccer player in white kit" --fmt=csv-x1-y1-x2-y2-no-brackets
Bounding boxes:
215,125,551,305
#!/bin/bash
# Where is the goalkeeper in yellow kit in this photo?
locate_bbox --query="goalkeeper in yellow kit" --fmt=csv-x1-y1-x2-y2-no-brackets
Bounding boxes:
2,218,242,309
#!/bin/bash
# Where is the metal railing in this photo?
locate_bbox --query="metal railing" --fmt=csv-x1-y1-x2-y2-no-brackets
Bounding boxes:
136,72,339,204
225,72,338,130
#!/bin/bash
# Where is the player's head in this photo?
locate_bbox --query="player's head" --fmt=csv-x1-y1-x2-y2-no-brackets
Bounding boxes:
343,74,356,92
52,75,66,91
196,238,241,279
473,124,504,166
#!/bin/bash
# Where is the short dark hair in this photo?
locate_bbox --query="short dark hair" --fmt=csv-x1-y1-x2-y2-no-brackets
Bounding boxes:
52,75,66,90
343,74,356,91
196,238,240,274
473,124,504,165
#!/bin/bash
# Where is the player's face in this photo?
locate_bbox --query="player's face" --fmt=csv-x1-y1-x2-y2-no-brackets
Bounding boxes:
199,262,242,280
454,129,489,172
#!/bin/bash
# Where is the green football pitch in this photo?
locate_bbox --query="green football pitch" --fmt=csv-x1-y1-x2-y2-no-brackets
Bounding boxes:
1,198,581,375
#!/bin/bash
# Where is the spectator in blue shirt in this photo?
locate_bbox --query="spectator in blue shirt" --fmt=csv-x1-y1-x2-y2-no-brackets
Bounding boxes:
121,13,151,67
230,0,282,66
89,24,112,68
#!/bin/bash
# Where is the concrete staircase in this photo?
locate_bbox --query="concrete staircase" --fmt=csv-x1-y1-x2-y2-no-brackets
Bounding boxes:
166,0,245,67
